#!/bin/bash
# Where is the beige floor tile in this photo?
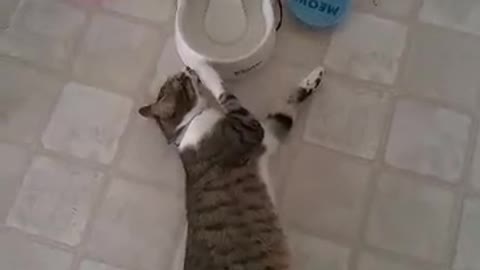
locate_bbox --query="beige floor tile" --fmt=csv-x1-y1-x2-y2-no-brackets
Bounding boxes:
117,114,185,191
288,230,350,270
0,143,29,222
0,0,20,30
42,83,132,164
0,230,72,270
73,14,164,93
420,0,480,36
385,99,471,182
470,135,480,190
354,0,416,17
367,171,455,262
283,144,371,239
325,12,407,84
274,13,332,69
454,198,480,270
86,178,184,270
2,0,480,267
149,36,185,97
304,75,390,159
232,58,312,117
401,24,480,109
358,252,434,270
0,59,64,143
103,0,175,23
80,260,125,270
0,0,86,69
7,155,104,245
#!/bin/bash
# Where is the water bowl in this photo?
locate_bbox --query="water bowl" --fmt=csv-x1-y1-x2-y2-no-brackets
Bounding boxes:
175,0,278,80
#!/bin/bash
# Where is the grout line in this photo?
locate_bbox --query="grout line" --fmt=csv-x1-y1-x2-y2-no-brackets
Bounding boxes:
410,0,424,19
1,6,177,265
299,139,375,166
347,167,380,270
68,174,112,270
65,18,179,266
350,2,480,268
279,82,478,268
380,164,462,189
445,115,480,269
30,77,70,153
276,98,319,213
286,221,355,248
393,15,415,93
95,7,175,31
323,68,396,93
73,253,129,270
446,190,466,269
346,3,430,267
396,92,477,119
347,83,398,270
321,55,477,122
0,55,69,81
0,225,75,253
27,110,182,192
67,90,151,270
66,6,94,80
363,245,447,270
465,189,480,198
63,0,175,30
353,5,413,24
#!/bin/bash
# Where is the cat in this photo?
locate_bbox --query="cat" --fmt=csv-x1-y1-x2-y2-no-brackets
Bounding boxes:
139,64,324,270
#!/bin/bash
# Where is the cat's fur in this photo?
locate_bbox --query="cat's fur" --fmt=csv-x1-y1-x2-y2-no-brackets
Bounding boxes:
139,65,324,270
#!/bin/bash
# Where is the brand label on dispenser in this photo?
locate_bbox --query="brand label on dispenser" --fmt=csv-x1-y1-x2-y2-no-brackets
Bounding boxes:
234,61,263,76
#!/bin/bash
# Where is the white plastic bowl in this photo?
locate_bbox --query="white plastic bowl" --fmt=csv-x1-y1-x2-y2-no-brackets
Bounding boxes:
175,0,277,80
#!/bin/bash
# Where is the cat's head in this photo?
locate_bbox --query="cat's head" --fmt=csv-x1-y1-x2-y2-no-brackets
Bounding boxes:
139,68,205,143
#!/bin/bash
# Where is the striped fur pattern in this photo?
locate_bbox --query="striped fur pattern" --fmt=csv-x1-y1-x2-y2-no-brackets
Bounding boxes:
139,65,325,270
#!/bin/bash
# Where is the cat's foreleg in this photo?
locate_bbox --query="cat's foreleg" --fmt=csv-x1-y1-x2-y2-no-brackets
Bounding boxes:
259,66,325,202
263,65,325,144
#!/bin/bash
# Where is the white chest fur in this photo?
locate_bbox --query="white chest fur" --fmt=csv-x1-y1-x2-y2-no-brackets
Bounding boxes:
179,108,222,150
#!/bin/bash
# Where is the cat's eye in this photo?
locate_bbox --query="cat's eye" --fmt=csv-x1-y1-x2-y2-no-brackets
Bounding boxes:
155,91,165,101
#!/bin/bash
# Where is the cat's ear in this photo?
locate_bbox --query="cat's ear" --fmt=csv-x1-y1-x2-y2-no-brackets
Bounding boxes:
138,105,153,118
139,103,174,118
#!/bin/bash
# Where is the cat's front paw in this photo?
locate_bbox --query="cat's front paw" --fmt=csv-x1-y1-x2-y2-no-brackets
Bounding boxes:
300,65,325,91
289,66,325,104
185,66,201,84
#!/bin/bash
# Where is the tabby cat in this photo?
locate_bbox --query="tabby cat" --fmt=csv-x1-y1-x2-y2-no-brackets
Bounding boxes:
139,64,324,270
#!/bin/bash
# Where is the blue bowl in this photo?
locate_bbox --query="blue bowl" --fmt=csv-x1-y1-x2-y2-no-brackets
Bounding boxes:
287,0,351,28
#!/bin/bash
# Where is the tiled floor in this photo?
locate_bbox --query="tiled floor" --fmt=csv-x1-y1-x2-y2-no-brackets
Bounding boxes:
1,0,480,270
